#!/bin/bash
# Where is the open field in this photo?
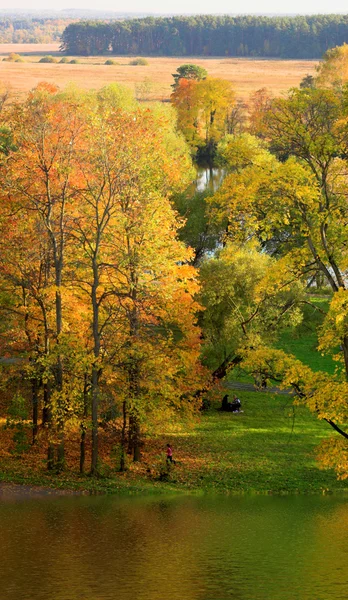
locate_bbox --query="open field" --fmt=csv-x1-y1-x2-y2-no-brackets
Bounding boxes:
0,43,318,101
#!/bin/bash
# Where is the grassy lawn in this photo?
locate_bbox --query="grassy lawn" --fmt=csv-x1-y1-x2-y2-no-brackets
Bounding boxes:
275,296,338,374
165,391,346,494
1,389,345,495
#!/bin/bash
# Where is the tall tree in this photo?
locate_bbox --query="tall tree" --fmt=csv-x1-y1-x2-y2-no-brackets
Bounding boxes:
171,63,208,90
171,77,235,162
2,83,86,470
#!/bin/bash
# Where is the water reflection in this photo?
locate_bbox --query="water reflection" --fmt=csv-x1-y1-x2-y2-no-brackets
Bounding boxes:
195,166,226,193
0,495,347,600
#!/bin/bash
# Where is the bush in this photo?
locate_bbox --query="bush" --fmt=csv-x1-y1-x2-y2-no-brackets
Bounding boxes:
3,53,24,63
105,59,119,65
59,57,69,63
129,58,149,66
69,59,79,64
39,55,57,63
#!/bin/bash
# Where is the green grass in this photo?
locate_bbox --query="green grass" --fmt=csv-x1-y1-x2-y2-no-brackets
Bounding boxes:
168,391,347,494
0,390,346,495
276,327,337,373
275,296,339,375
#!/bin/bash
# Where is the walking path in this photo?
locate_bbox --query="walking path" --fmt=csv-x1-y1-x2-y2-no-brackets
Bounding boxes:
225,381,293,395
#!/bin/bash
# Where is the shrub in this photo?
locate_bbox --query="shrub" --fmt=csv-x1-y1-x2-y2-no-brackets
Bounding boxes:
3,53,24,62
59,57,69,63
129,58,149,66
105,59,119,65
69,59,79,64
39,55,57,63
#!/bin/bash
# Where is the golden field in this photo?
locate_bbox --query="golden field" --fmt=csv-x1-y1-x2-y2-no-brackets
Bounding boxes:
0,43,318,101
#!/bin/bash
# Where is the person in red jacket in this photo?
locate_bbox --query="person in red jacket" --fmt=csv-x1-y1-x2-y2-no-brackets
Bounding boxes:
166,443,176,464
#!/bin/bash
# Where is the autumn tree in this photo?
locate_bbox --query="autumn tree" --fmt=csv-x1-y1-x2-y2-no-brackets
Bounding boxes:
199,243,303,379
171,63,207,90
0,83,88,470
79,104,200,466
195,78,235,162
173,188,222,266
65,94,199,470
171,78,201,149
171,77,235,162
316,43,348,89
208,124,348,477
247,87,273,138
0,83,204,475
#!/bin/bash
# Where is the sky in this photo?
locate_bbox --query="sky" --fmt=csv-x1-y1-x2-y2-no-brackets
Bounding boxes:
1,0,348,15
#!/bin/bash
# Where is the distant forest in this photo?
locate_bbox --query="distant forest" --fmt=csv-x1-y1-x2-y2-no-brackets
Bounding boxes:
0,18,74,43
61,15,348,58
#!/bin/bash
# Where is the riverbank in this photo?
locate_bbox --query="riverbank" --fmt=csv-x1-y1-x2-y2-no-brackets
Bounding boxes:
1,389,347,497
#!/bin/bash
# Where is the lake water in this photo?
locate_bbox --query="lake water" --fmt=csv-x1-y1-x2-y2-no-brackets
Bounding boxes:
1,493,347,600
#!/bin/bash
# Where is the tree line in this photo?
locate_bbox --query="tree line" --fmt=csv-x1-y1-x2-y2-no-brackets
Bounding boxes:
61,14,348,58
0,17,74,43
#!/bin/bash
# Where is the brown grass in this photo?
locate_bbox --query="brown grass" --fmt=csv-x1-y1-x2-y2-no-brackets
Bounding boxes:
0,43,319,101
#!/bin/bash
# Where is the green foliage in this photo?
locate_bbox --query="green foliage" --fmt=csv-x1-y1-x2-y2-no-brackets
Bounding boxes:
266,87,343,164
62,16,348,59
69,59,79,64
199,243,304,371
299,74,316,89
172,63,208,89
316,43,348,88
158,459,175,482
217,133,274,172
104,59,119,65
59,57,69,63
0,127,16,156
173,188,222,263
97,83,136,111
5,394,30,455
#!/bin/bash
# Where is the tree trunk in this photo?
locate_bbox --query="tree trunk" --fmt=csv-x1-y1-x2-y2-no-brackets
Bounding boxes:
120,400,127,472
31,378,39,444
44,383,55,471
127,414,135,455
90,258,101,476
47,444,55,471
80,374,89,474
42,383,49,425
133,417,141,462
90,367,99,475
342,335,348,382
55,352,65,473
